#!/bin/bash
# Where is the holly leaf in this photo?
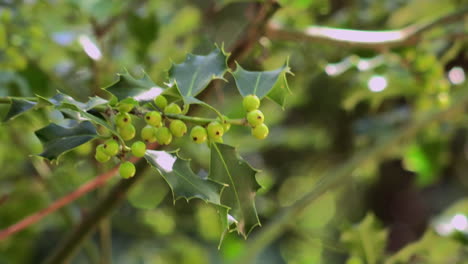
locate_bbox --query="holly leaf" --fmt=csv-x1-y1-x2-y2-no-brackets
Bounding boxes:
103,70,164,103
3,98,37,122
169,46,229,104
231,62,292,108
209,143,261,237
35,121,98,160
145,150,226,203
38,93,108,111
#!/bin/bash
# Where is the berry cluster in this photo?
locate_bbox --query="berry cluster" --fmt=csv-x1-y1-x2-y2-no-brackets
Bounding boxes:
94,94,269,179
243,95,269,139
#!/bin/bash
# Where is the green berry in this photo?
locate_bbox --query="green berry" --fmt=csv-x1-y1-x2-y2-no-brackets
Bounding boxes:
252,123,269,140
117,103,134,113
145,111,162,127
207,121,224,140
169,120,187,137
102,139,119,156
222,121,231,133
246,109,264,127
119,161,136,179
141,125,157,143
190,125,207,144
156,127,173,145
154,95,168,110
164,103,182,115
115,112,132,128
95,144,110,163
243,94,260,112
118,124,136,141
131,141,146,157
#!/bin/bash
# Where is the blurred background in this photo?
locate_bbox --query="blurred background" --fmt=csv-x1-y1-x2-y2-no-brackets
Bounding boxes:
1,0,468,263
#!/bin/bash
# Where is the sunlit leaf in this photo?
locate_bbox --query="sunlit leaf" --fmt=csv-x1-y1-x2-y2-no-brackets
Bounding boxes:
209,143,261,237
35,121,98,160
231,61,292,108
169,46,229,104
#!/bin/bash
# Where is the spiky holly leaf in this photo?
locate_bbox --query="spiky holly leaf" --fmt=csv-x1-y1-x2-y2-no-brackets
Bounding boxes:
231,61,292,108
103,70,165,103
169,46,229,104
3,98,37,122
38,92,108,111
144,150,230,230
209,143,261,237
35,121,98,160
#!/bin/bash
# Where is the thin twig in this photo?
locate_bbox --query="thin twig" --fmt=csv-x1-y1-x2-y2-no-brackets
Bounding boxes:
231,84,468,263
265,7,468,51
228,0,281,67
0,155,144,240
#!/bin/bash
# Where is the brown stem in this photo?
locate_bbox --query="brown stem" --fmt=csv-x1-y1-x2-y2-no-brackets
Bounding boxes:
42,158,149,264
228,0,281,67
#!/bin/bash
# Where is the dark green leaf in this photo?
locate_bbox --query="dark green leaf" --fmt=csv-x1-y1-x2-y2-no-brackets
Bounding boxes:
103,70,164,103
58,103,121,141
145,150,230,234
37,93,108,111
35,121,98,160
209,143,261,237
3,98,37,122
231,62,292,107
144,150,228,205
169,46,229,104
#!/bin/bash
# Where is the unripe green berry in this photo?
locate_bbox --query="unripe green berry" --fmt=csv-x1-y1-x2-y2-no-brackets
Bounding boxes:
145,111,162,127
115,112,132,128
154,95,168,110
222,121,231,133
141,125,157,143
164,103,182,115
131,141,146,157
190,125,207,144
119,161,136,179
102,139,119,156
243,94,260,112
156,127,173,145
252,123,269,140
118,124,136,141
207,121,224,140
246,109,264,127
117,103,134,113
95,144,111,163
169,120,187,138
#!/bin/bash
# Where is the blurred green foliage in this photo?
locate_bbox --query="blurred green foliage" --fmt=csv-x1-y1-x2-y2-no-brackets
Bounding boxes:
1,0,468,263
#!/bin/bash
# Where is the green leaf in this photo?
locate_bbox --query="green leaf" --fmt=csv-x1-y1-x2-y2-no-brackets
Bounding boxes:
35,121,98,160
58,103,121,141
209,143,261,237
38,93,97,110
144,149,228,205
169,46,229,104
3,98,37,122
231,62,292,108
104,70,164,103
144,150,231,237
